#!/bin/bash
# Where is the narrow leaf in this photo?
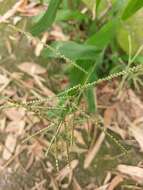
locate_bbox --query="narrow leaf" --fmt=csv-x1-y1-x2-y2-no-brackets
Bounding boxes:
86,87,96,113
42,41,100,61
31,0,61,36
96,0,101,10
86,18,118,48
122,0,143,20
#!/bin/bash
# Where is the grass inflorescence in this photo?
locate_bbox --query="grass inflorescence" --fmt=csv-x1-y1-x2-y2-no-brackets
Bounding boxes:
1,24,143,167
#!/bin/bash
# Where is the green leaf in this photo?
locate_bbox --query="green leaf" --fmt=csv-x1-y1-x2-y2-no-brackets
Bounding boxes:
32,9,86,24
85,87,96,113
71,19,118,113
31,0,61,36
86,18,118,48
56,9,87,21
68,52,103,113
66,19,118,113
96,0,101,10
122,0,143,20
42,41,100,61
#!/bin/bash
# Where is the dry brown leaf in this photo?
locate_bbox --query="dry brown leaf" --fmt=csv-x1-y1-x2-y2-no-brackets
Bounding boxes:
0,144,2,154
13,16,22,25
2,88,16,97
84,132,105,169
35,32,49,57
70,144,87,154
18,62,46,76
31,180,47,190
49,175,59,190
0,0,23,23
117,164,143,184
119,89,143,121
27,140,44,161
74,130,86,146
95,184,110,190
50,25,69,41
129,125,143,151
4,108,25,121
103,172,112,185
18,2,47,17
25,152,34,171
33,75,55,97
56,160,79,181
0,74,9,85
104,106,116,126
6,120,25,136
107,175,123,190
0,117,6,131
19,0,28,8
5,39,13,55
72,177,82,190
107,124,127,140
2,134,17,160
97,83,115,106
0,74,10,92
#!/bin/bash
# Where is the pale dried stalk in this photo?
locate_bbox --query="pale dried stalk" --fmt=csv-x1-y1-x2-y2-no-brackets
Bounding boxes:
0,0,24,23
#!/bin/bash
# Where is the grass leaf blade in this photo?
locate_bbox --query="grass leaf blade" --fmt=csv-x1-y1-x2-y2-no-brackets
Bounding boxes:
31,0,61,36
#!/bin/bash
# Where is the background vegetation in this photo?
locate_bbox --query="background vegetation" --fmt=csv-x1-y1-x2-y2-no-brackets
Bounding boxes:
0,0,143,189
